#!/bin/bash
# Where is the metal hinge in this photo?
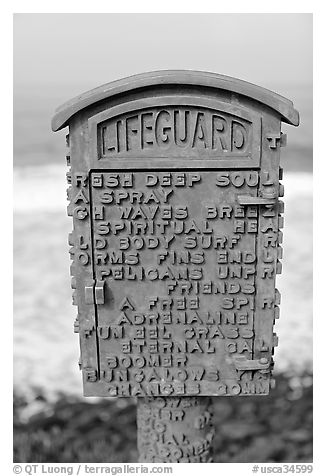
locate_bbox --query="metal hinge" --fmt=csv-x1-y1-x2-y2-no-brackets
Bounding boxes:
266,132,287,149
233,355,270,371
84,279,105,305
237,195,276,206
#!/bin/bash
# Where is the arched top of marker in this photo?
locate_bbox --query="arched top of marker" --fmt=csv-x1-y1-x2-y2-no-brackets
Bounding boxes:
51,70,300,131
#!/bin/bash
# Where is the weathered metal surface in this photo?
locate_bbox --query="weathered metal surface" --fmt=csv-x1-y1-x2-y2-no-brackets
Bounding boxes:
137,396,214,462
52,71,299,399
51,70,299,131
91,169,261,397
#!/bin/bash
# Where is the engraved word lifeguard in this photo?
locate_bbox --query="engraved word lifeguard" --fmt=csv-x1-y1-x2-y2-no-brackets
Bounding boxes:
99,107,252,157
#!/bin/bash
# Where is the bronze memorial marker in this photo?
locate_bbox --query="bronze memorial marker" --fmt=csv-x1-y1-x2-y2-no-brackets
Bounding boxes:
51,70,299,463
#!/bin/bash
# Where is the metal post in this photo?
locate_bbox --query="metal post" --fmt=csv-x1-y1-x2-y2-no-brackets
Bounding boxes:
137,396,215,463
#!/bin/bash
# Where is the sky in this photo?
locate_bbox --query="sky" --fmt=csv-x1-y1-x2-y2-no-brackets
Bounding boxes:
13,13,312,169
14,13,312,96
